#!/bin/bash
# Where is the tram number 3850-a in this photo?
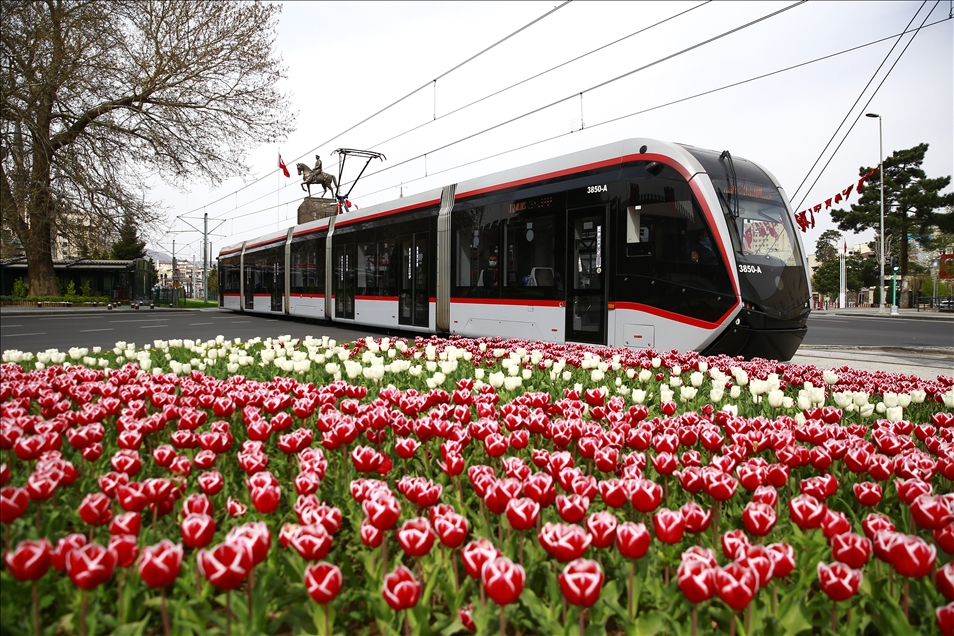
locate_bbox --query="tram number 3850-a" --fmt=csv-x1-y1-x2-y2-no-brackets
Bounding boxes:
738,264,763,274
586,184,608,194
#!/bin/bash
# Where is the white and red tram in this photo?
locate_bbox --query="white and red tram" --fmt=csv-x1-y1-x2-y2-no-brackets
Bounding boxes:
218,138,812,360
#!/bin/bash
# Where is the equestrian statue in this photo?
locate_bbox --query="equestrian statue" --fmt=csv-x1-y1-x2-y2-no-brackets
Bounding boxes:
297,155,338,198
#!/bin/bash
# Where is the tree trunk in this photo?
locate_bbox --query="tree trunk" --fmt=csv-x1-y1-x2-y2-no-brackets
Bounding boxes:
23,217,59,297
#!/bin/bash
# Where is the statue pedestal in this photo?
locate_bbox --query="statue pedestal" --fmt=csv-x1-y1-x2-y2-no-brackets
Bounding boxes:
297,198,337,224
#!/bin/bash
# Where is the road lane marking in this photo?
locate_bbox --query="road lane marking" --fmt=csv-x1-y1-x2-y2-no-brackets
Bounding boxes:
80,328,114,332
109,319,170,324
4,324,22,327
3,332,46,336
189,322,214,326
139,325,168,329
231,320,250,324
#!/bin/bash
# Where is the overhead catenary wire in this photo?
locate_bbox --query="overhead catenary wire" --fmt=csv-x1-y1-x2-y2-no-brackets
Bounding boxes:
789,0,929,207
790,1,940,215
207,1,712,223
220,9,954,239
179,1,572,221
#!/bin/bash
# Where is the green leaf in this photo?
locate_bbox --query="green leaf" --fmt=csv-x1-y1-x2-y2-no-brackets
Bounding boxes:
519,588,563,635
626,610,667,636
777,597,812,635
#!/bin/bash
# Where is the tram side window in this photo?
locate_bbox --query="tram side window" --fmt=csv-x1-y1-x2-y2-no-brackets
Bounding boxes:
621,176,731,294
453,204,503,295
502,195,558,289
357,240,376,296
376,239,395,297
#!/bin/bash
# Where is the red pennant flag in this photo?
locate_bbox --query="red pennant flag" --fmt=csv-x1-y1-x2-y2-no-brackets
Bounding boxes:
844,240,847,254
278,153,290,178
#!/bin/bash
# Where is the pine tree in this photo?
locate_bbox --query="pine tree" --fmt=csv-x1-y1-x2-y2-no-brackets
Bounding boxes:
111,210,146,260
830,144,954,277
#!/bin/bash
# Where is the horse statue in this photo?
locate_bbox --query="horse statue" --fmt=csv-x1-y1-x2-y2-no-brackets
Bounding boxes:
297,163,338,198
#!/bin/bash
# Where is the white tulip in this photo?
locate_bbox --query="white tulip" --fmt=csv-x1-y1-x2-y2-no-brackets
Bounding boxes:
767,390,785,408
690,372,704,388
885,406,903,423
710,388,724,403
823,370,839,385
489,372,505,388
680,386,698,402
730,386,741,399
631,389,647,404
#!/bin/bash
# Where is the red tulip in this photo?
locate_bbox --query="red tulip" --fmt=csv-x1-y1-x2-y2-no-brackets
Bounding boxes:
4,539,52,581
677,558,714,603
680,500,712,534
741,501,776,537
360,518,385,548
765,542,796,578
396,517,436,558
653,508,686,544
197,471,224,496
629,478,663,513
482,556,526,605
936,523,954,555
138,540,183,588
197,541,252,590
852,481,883,507
459,604,476,632
382,565,421,611
289,524,333,561
616,522,651,560
52,534,87,571
821,509,852,540
889,534,937,578
363,490,401,530
558,558,603,607
66,542,116,590
395,437,421,459
351,446,383,473
226,522,271,566
752,485,778,508
539,522,592,562
250,484,281,514
910,494,954,530
1,486,30,524
817,561,862,601
830,532,872,569
938,602,954,636
788,494,826,530
598,478,627,508
181,513,216,549
895,478,932,506
862,513,895,541
585,511,618,549
227,497,247,518
434,512,469,549
305,561,343,604
556,494,590,524
108,534,139,568
721,529,751,560
928,562,954,606
714,562,757,611
703,470,738,501
461,538,501,579
523,472,557,507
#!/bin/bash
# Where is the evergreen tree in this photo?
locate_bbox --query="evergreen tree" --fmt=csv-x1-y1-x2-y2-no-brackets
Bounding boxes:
814,229,842,264
111,210,146,260
830,144,954,277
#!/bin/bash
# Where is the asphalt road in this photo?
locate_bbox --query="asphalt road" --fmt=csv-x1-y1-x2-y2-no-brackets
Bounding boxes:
1,306,951,354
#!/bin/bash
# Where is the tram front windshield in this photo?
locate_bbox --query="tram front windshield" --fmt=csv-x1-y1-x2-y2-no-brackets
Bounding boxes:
685,147,808,319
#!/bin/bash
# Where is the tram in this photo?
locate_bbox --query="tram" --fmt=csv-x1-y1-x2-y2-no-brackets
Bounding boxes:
218,138,812,360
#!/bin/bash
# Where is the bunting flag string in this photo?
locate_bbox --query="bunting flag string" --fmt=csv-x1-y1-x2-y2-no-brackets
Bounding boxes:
794,168,878,232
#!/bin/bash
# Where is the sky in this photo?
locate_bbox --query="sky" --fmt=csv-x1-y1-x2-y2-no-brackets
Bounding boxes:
148,1,953,267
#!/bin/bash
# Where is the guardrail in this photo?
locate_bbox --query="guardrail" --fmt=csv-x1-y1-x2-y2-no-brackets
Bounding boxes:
915,294,954,312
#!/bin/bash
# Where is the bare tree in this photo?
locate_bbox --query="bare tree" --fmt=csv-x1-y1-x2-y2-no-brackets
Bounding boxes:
1,0,295,295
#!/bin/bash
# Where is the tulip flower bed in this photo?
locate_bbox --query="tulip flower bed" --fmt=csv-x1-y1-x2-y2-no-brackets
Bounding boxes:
1,335,953,636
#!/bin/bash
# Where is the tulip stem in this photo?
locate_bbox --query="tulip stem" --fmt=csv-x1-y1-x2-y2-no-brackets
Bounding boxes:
32,580,40,636
325,602,330,636
248,566,255,626
501,607,506,636
728,611,735,636
382,541,388,579
691,605,697,636
578,608,584,636
628,560,635,622
831,601,837,632
161,588,171,636
903,577,909,620
226,591,231,636
404,610,411,636
712,500,721,546
80,590,88,636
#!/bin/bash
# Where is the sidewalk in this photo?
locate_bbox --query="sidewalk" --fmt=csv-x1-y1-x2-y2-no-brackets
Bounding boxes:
816,305,954,321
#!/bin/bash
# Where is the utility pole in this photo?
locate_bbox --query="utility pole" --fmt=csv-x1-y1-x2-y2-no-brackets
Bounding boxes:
203,212,208,302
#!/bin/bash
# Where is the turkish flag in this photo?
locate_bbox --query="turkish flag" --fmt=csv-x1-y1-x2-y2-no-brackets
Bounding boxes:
278,154,290,178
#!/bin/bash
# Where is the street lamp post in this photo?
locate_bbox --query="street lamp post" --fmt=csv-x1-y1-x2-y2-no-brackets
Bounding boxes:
866,113,885,314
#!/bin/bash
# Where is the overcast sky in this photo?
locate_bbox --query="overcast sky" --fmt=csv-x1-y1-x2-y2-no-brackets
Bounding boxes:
149,1,953,265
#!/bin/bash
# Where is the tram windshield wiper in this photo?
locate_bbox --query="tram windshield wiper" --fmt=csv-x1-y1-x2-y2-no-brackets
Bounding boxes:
719,150,740,219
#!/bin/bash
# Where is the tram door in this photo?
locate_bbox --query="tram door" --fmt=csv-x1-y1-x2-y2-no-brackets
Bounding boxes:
399,233,429,327
566,206,607,344
333,242,355,319
244,264,254,310
270,261,282,312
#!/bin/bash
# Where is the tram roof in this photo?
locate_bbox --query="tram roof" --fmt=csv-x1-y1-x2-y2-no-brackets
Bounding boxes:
219,137,762,257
